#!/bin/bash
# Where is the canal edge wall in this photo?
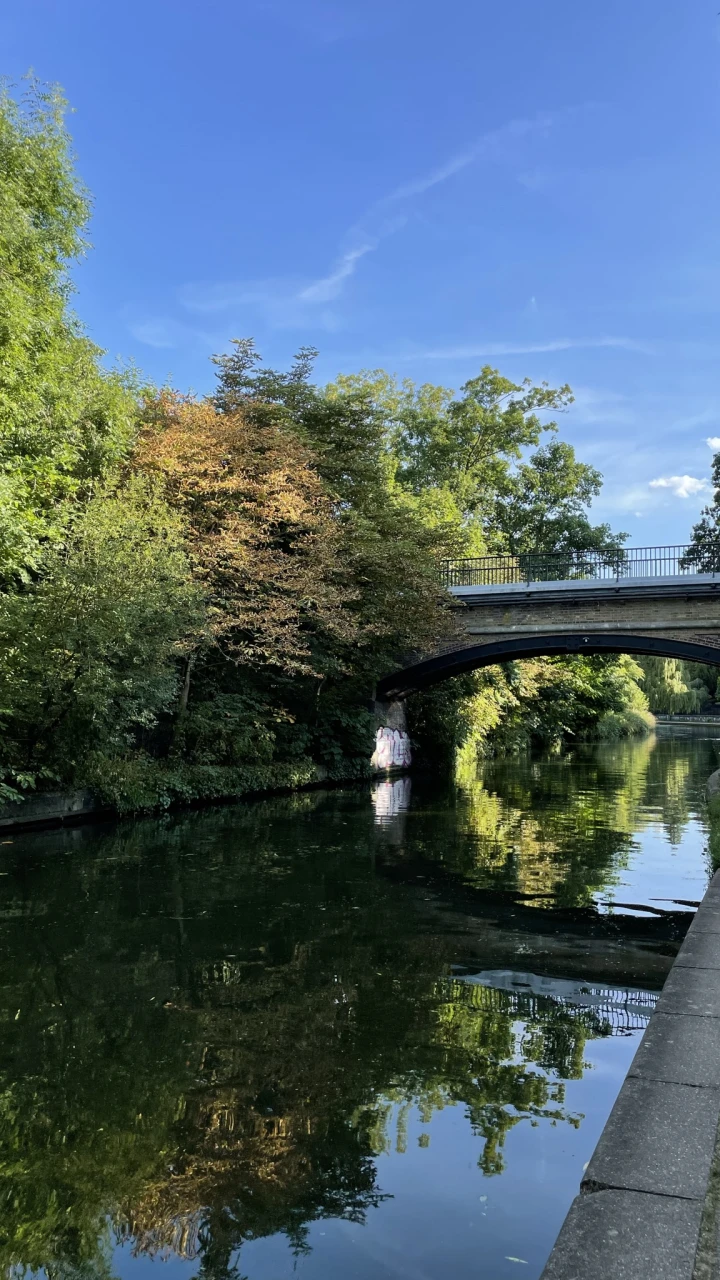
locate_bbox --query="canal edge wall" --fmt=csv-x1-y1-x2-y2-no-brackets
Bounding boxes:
0,762,411,833
541,867,720,1280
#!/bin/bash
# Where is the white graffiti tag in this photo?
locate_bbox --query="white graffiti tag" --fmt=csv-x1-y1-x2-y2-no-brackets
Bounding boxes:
371,727,412,770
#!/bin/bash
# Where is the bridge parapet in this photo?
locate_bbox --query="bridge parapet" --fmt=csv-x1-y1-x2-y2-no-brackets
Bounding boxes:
449,573,720,607
441,544,718,589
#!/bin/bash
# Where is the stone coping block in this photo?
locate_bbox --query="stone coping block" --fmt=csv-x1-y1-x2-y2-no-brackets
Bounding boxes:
674,929,720,970
627,1012,720,1087
699,871,720,907
582,1076,720,1201
657,963,720,1018
683,908,720,935
540,1190,703,1280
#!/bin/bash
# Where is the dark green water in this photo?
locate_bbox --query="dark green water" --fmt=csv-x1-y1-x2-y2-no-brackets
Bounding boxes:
1,731,718,1280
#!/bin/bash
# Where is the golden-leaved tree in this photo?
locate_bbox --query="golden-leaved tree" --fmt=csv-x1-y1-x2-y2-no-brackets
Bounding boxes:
135,392,357,676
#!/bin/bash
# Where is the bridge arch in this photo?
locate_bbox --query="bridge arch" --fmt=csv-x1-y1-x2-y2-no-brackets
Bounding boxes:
376,633,720,701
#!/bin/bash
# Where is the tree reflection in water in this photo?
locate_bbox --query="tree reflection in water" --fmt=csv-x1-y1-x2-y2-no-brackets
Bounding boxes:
0,734,712,1279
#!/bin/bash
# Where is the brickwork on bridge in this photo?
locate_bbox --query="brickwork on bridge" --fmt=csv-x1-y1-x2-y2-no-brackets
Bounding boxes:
376,574,720,700
441,581,720,656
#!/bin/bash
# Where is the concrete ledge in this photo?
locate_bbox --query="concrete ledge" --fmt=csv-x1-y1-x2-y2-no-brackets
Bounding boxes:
0,790,102,830
657,963,720,1018
582,1077,720,1200
541,868,720,1279
541,1190,703,1280
627,1013,720,1087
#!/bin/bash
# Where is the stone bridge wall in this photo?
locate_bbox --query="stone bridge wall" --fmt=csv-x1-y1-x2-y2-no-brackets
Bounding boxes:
377,576,720,700
449,579,720,652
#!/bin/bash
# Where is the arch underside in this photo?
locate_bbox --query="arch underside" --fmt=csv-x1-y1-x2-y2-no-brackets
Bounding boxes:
377,633,720,701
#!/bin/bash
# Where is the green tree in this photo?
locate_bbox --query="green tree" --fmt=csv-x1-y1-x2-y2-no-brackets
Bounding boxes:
326,365,574,554
0,79,139,579
490,439,625,555
0,479,203,796
683,450,720,572
209,342,461,700
637,658,705,714
409,655,653,768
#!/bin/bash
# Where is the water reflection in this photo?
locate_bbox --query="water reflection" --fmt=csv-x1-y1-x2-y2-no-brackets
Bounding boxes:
465,971,657,1033
0,732,713,1279
403,731,718,909
371,775,412,823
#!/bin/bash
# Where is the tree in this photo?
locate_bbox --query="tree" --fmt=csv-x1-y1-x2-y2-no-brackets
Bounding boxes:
135,391,355,676
489,440,626,556
209,343,462,675
324,365,574,555
683,451,720,572
0,79,140,579
637,657,710,714
0,479,202,794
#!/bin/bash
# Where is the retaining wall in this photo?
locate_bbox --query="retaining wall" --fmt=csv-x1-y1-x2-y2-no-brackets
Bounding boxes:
541,866,720,1280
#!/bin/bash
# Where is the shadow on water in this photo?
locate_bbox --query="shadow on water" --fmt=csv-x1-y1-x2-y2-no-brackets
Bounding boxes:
0,731,716,1279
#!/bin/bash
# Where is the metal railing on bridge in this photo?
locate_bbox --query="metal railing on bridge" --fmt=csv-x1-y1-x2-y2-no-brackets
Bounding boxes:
441,543,720,589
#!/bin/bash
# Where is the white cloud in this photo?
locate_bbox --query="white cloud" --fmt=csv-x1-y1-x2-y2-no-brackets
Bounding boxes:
566,385,637,429
407,337,654,360
707,437,720,450
648,475,709,499
129,319,179,349
179,111,559,327
298,244,375,303
609,483,657,513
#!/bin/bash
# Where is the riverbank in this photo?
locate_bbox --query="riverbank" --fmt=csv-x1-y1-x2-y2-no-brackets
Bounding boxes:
542,856,720,1278
0,757,387,831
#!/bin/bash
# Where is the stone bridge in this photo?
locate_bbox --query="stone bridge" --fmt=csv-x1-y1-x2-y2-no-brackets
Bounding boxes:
377,544,720,701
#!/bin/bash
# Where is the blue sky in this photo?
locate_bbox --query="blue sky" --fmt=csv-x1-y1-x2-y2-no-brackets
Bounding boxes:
4,0,720,544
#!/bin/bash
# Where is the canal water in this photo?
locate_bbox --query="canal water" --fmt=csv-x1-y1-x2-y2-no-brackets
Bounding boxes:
1,730,718,1280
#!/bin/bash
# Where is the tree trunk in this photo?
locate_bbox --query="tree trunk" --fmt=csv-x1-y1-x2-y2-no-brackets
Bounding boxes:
170,652,196,756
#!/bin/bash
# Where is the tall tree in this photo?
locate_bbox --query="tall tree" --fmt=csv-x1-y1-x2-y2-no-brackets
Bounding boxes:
684,451,720,571
489,440,626,555
0,479,202,794
135,391,355,677
324,365,574,554
0,79,139,578
209,343,461,674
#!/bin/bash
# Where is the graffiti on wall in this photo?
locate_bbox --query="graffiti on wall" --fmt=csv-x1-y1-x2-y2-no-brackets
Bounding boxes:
371,727,412,770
